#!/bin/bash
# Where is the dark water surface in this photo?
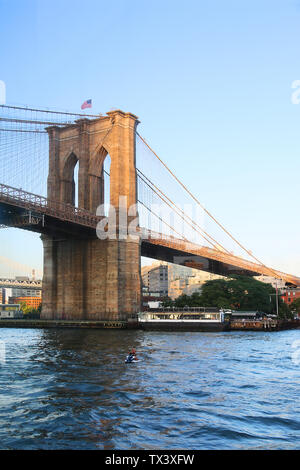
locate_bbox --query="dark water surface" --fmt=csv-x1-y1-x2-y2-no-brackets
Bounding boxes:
0,328,300,449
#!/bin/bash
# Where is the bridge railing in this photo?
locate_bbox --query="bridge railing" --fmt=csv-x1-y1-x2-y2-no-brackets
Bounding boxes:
148,232,260,274
1,185,300,286
0,183,101,229
145,229,300,285
147,306,219,312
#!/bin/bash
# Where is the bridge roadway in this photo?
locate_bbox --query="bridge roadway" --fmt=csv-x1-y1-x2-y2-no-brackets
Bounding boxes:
1,183,300,286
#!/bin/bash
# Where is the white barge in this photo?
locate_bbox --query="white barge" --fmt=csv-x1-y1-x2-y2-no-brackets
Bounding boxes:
138,308,230,331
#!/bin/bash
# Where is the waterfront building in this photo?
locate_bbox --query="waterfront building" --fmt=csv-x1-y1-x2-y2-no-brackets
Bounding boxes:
254,275,300,307
1,288,12,305
168,264,224,299
254,275,286,290
168,278,188,300
0,304,22,319
281,288,300,306
143,261,224,300
10,277,42,299
9,296,42,309
141,262,161,283
142,263,168,296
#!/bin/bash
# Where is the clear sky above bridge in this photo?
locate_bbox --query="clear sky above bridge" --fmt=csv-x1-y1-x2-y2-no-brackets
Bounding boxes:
0,0,300,277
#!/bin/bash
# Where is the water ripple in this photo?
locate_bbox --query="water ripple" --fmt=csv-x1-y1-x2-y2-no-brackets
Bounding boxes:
0,328,300,449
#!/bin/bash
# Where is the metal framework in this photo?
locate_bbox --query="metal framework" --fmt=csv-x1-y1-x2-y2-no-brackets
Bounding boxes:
1,182,300,286
145,230,300,286
0,278,42,289
0,183,101,229
1,104,299,289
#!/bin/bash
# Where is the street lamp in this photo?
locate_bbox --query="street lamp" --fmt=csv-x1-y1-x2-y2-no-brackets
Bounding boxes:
269,279,281,318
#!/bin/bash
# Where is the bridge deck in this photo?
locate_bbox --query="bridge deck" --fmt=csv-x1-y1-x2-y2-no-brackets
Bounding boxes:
1,183,300,286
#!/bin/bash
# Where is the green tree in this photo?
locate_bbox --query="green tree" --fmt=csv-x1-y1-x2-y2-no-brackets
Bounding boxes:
19,301,32,315
169,276,292,318
195,279,232,309
279,301,293,319
174,294,192,308
290,298,300,314
161,297,173,308
19,302,41,319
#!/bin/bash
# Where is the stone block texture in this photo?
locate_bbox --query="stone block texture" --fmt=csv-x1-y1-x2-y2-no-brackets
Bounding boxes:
41,110,141,321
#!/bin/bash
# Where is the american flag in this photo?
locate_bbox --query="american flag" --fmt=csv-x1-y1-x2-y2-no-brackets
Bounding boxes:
81,99,92,110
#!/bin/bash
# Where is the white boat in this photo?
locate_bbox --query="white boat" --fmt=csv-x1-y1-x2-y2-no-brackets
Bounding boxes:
138,308,229,331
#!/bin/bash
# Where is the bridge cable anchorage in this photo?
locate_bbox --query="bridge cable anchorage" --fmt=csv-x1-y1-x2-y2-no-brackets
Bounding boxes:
136,132,281,280
136,168,231,253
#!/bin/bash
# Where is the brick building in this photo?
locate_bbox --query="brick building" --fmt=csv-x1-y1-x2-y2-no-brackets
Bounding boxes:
9,296,42,309
281,288,300,306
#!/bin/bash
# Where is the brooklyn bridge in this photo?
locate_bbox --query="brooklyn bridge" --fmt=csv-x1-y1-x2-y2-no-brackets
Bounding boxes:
0,104,299,321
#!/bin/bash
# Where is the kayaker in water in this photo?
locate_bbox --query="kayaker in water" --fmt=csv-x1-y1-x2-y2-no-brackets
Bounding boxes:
126,348,138,362
131,348,137,360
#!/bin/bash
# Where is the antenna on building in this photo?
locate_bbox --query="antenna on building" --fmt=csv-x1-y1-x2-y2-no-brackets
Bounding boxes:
32,269,36,281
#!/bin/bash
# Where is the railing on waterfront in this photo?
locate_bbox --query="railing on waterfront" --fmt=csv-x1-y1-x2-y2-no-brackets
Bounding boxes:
146,306,219,313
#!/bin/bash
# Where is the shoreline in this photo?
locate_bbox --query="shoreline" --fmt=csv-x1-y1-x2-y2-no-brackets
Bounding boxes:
0,319,128,329
0,318,299,331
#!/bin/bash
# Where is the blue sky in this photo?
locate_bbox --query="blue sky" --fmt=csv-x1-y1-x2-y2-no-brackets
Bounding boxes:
0,0,300,277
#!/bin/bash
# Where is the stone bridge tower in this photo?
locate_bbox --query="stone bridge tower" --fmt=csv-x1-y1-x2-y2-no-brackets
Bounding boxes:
41,110,141,322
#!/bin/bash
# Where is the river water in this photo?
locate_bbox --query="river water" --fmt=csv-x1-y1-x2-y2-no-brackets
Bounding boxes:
0,327,300,449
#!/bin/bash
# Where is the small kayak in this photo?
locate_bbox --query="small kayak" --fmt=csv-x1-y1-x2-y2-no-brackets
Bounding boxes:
125,355,139,363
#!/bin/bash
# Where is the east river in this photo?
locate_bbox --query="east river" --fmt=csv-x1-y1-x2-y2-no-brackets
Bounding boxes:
0,328,300,449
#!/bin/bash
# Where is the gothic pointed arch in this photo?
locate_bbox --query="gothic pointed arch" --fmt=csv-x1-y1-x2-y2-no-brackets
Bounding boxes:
88,145,112,213
60,151,79,205
62,151,78,181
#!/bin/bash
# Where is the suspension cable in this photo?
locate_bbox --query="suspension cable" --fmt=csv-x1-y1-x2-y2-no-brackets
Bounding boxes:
0,104,100,118
103,168,186,239
136,132,280,279
137,168,231,254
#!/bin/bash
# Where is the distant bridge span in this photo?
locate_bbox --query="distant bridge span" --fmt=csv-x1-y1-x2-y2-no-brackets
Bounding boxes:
0,278,42,290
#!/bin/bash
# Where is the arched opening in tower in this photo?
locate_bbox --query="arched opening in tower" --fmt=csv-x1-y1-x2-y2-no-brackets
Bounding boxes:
89,146,111,215
103,154,111,217
61,151,79,206
73,160,79,207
